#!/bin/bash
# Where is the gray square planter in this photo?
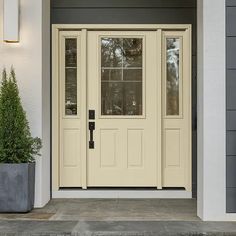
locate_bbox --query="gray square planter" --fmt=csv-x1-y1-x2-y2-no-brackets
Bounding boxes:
0,163,35,212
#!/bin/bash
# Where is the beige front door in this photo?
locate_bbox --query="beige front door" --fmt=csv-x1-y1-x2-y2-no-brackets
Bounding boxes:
52,25,192,191
87,31,159,186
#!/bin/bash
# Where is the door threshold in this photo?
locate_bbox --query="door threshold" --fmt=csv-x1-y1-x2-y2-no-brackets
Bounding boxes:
52,189,192,199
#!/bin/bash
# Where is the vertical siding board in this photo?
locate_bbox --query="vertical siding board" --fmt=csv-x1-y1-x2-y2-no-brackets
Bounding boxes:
227,131,236,156
227,156,236,188
227,0,236,7
227,70,236,110
227,111,236,130
227,188,236,212
227,37,236,69
226,3,236,212
227,7,236,36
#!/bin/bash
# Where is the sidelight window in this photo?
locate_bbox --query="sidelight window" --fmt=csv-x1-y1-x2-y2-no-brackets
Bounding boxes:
166,38,181,116
65,38,78,116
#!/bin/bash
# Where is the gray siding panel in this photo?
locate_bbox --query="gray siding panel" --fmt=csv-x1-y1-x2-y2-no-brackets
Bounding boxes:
227,131,236,156
52,8,196,24
227,0,236,7
227,111,236,130
227,70,236,110
227,7,236,36
227,37,236,69
226,3,236,212
52,0,196,8
227,156,236,187
227,188,236,212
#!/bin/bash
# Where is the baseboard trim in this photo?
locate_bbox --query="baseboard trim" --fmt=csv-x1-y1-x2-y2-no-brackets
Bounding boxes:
52,190,192,199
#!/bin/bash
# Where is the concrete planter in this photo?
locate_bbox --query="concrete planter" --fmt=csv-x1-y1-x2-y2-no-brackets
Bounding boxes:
0,163,35,212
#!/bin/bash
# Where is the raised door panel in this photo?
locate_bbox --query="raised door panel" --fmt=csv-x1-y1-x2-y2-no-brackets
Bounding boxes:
127,129,144,168
60,129,81,186
100,129,118,167
164,129,181,167
163,127,185,186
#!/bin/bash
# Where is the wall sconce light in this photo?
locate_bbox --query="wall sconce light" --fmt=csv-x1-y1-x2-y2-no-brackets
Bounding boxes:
3,0,19,43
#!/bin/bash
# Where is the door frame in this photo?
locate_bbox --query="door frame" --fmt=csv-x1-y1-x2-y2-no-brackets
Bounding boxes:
52,24,192,193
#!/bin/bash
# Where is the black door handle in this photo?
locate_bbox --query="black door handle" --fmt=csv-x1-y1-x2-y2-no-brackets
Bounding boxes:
89,122,95,149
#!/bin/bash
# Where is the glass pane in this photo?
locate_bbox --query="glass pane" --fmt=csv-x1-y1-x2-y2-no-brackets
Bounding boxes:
123,69,142,81
65,38,77,116
101,69,122,81
65,39,77,67
124,82,142,115
101,82,123,115
101,82,142,116
166,38,180,116
101,37,143,116
101,38,123,67
123,38,142,68
65,68,77,115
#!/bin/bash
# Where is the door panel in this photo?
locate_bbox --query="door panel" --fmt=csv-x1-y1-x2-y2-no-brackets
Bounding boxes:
162,30,191,190
100,129,118,167
164,129,181,167
127,129,144,168
59,31,83,187
87,31,158,186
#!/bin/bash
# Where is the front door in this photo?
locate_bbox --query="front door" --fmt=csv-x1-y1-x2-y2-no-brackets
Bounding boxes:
87,31,158,186
52,25,192,191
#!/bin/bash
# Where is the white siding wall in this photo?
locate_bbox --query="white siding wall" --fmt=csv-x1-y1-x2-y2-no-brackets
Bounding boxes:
0,0,50,207
197,0,232,221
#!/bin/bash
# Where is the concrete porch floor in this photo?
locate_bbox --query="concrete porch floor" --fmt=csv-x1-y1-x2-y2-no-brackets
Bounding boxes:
0,199,236,235
0,199,199,221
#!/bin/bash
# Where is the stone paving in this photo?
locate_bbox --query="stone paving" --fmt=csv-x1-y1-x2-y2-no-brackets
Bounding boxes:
0,199,236,235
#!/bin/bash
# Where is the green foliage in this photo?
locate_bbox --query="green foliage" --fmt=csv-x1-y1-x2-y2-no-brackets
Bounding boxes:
0,68,42,163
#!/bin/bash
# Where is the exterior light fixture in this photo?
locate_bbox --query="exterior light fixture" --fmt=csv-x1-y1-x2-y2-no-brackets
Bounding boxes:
3,0,19,43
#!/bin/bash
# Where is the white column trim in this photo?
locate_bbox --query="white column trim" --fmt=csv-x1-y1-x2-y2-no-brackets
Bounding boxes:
197,0,227,221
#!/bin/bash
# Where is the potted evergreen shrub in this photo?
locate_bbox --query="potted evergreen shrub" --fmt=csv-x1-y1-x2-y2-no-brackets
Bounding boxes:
0,68,41,212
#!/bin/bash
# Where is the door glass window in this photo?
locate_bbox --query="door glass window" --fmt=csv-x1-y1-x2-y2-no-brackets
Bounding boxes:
101,38,143,116
65,38,77,116
166,38,180,116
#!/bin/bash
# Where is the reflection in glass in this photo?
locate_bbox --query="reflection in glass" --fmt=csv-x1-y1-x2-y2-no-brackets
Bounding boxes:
166,38,180,116
101,82,142,116
101,38,123,67
101,69,122,81
123,69,142,81
66,39,77,67
123,38,142,67
101,38,143,116
65,38,77,116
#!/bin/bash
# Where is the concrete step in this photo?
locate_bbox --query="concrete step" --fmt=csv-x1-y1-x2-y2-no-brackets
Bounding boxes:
1,220,236,235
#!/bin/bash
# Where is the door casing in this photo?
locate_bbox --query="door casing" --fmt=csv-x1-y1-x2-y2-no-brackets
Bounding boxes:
52,24,192,192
